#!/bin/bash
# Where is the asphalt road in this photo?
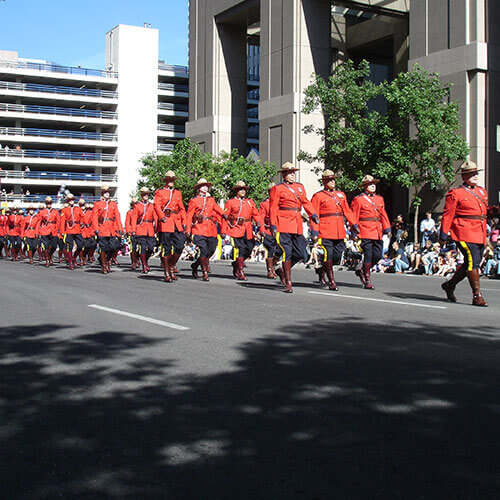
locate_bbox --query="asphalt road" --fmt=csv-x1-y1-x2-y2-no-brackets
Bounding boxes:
1,256,499,499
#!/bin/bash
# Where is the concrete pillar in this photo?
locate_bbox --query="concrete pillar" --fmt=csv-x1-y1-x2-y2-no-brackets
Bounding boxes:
259,0,331,194
105,24,159,215
186,5,248,155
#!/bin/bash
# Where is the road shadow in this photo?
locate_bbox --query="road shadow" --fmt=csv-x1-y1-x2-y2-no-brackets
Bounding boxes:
384,292,451,303
1,319,500,498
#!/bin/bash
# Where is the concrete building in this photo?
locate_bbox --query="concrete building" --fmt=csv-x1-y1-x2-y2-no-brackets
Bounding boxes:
187,0,500,211
0,24,190,214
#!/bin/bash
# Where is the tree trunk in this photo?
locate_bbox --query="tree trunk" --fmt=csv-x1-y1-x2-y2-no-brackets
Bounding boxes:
414,204,420,245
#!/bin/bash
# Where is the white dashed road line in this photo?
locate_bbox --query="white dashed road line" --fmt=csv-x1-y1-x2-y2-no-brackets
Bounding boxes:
88,304,189,330
308,291,448,310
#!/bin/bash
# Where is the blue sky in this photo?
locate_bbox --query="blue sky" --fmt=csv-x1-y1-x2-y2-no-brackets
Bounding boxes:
0,0,189,68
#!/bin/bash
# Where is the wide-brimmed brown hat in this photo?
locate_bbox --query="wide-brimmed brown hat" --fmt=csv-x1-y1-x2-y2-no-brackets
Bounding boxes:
321,169,337,181
232,180,250,191
66,193,75,200
78,198,85,205
460,160,482,175
27,205,35,211
163,170,177,180
195,178,212,189
130,196,139,205
100,184,111,192
279,162,299,174
45,196,53,203
140,186,150,194
361,175,380,186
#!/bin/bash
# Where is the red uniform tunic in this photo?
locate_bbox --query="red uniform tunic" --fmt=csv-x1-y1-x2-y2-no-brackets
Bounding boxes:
125,209,135,234
223,197,261,239
259,199,272,236
186,195,224,237
81,210,94,238
350,193,391,239
92,199,123,237
154,188,186,233
36,208,60,236
21,214,39,238
8,214,23,237
310,189,356,239
131,202,156,237
269,182,316,234
60,206,84,235
0,214,8,236
441,185,488,244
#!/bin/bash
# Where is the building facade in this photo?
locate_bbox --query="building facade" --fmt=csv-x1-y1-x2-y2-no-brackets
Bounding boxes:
187,0,500,210
0,24,189,215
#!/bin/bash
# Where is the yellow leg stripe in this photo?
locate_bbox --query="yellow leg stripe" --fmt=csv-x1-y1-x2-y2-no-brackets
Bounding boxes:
275,232,286,262
231,237,239,259
217,234,222,259
318,237,327,263
459,241,473,271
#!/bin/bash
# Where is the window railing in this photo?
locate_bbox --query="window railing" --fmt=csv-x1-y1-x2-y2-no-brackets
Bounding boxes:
157,144,175,151
157,102,188,112
157,124,185,132
158,63,188,74
0,148,117,161
0,80,118,98
0,59,118,78
0,102,117,119
247,108,258,119
0,126,117,141
158,82,189,92
0,170,117,182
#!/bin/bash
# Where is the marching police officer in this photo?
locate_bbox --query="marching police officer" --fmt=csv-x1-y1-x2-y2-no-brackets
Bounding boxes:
154,170,186,282
125,197,139,270
36,196,60,267
60,193,84,270
259,183,279,278
130,187,157,274
350,175,391,289
186,178,224,281
270,162,319,293
223,181,261,281
0,208,8,259
440,161,489,306
21,205,39,265
310,170,357,290
92,185,123,274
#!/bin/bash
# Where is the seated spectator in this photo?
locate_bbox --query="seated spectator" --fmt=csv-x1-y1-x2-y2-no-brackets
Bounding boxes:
374,252,392,273
305,241,324,269
391,241,409,273
483,242,500,278
422,243,441,275
221,237,233,260
434,251,456,277
391,214,407,244
180,242,197,261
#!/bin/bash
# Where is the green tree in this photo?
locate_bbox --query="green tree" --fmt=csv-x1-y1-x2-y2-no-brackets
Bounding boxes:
300,61,469,241
138,138,276,205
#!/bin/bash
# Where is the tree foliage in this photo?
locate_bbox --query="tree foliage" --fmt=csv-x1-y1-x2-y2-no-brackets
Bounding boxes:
138,138,277,205
300,61,469,202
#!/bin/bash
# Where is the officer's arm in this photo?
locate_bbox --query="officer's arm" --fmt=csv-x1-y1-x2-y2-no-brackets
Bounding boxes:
440,190,457,241
130,207,138,235
153,192,165,222
185,199,195,233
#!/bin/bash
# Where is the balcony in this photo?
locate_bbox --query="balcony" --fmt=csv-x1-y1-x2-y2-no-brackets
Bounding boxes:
0,126,117,144
0,170,117,188
158,82,188,94
157,144,174,152
157,123,185,139
0,102,117,119
0,81,118,99
0,148,117,167
0,59,118,79
158,63,188,76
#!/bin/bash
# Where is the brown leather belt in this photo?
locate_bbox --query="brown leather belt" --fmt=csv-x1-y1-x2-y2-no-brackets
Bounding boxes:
104,217,115,222
139,220,154,224
164,209,179,215
359,217,380,222
320,212,342,218
279,207,300,212
454,214,486,220
28,227,37,230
